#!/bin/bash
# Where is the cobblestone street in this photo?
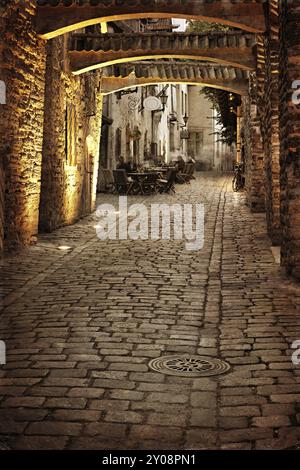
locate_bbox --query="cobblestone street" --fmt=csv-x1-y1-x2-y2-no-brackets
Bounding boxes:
1,173,300,450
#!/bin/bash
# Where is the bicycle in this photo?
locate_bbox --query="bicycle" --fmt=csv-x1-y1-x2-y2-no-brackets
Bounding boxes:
232,162,245,192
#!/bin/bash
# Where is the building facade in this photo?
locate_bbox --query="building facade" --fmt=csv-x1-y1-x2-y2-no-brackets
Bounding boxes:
99,82,189,173
187,87,235,171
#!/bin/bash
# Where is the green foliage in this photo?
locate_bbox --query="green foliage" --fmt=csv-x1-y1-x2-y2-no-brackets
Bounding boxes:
187,20,231,33
201,88,237,146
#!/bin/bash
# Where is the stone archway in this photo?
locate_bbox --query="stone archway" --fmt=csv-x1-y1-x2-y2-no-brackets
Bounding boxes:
68,31,256,75
100,62,249,96
36,0,266,39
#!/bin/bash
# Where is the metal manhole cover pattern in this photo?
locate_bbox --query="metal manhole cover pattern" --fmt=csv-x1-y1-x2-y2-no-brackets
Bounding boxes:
148,355,231,377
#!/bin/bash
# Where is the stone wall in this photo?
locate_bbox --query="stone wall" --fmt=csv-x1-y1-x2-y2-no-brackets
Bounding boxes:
242,76,265,213
278,0,300,278
39,35,103,232
0,1,46,249
0,155,4,253
259,1,281,245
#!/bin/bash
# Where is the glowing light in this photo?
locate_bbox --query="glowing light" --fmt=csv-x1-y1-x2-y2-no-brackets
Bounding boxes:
58,246,72,251
101,22,108,34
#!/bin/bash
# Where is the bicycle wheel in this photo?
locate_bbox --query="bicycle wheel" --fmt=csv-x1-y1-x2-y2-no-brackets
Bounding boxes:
232,174,239,192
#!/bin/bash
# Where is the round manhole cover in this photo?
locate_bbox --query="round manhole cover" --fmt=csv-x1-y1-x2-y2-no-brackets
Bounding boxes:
148,355,231,377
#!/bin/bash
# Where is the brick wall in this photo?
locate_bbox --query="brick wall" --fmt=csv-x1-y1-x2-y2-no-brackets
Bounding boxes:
0,156,4,253
0,1,46,249
278,0,300,278
242,75,265,213
39,36,103,232
260,1,281,245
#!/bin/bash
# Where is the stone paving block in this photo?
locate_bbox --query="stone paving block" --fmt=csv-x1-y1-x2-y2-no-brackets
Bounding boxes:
221,443,252,450
0,386,26,396
0,409,48,422
190,409,217,427
104,410,144,424
43,378,90,387
109,390,144,401
270,394,300,403
52,410,102,422
26,422,82,436
192,378,217,391
0,420,28,434
251,416,291,427
220,406,261,417
261,403,295,416
13,436,69,450
147,412,187,427
185,429,218,448
68,437,138,450
220,395,267,406
220,428,273,443
29,387,68,397
146,392,189,404
67,388,105,398
255,427,300,450
84,423,127,438
45,398,87,409
89,399,130,411
219,417,248,429
1,397,46,408
129,425,183,441
190,392,217,408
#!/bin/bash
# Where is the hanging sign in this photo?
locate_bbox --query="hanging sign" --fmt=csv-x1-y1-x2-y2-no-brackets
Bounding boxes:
143,96,162,111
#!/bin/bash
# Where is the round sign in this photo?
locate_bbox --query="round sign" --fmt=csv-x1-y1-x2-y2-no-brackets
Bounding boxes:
143,96,162,111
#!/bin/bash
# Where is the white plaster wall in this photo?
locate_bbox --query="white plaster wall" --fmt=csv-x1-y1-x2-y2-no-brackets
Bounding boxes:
102,83,189,168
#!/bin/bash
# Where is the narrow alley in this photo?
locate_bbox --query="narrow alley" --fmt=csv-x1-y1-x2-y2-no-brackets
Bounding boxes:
1,174,300,450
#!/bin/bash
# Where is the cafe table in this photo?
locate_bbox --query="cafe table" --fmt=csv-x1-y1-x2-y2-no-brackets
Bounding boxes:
127,172,159,195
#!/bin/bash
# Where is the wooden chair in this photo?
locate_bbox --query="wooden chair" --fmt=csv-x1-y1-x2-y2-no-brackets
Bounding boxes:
157,169,177,194
176,163,191,184
177,163,196,183
113,170,134,195
142,173,159,195
187,162,196,180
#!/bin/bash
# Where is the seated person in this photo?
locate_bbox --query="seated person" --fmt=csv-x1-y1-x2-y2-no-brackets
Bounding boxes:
129,159,137,172
117,156,132,173
154,158,163,167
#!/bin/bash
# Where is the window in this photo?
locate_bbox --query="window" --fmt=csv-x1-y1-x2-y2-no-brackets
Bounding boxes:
169,123,176,152
65,103,77,166
188,131,204,157
115,128,122,159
